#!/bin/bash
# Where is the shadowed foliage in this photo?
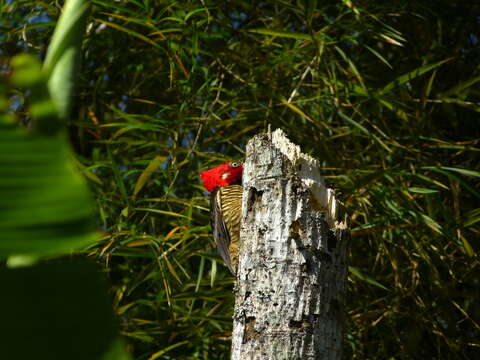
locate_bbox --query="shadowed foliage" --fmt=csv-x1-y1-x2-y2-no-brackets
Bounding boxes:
1,0,479,358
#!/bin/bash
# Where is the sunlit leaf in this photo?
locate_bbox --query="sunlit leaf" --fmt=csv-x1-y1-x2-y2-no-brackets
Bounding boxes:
133,155,167,197
408,187,439,194
44,0,89,121
380,58,454,94
247,28,312,40
439,166,480,178
147,341,189,360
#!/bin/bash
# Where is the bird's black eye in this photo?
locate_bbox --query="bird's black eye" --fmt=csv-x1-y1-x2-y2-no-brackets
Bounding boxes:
229,162,241,168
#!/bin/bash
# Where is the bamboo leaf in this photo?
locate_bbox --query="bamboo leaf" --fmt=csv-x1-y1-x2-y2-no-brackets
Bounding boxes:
147,341,189,360
380,58,454,94
439,167,480,178
438,76,480,98
349,266,389,291
463,209,480,227
417,213,443,234
247,28,312,40
281,99,313,122
422,167,480,199
135,208,192,219
133,155,167,197
338,110,370,134
459,235,475,257
408,187,439,194
364,44,392,69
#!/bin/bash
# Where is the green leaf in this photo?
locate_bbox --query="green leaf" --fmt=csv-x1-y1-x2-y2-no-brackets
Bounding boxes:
421,214,443,234
135,208,192,219
338,110,370,135
334,46,366,89
93,18,163,49
133,155,167,198
364,44,393,69
10,54,44,88
349,266,389,291
439,166,480,178
44,0,90,121
10,54,61,134
101,338,132,360
380,58,453,94
438,76,480,98
247,28,312,40
422,167,480,199
408,187,439,194
0,124,97,257
460,236,475,257
464,208,480,228
147,341,189,360
0,260,117,360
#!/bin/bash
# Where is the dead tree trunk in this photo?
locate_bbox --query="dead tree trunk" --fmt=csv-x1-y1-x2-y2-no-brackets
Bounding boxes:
231,129,349,360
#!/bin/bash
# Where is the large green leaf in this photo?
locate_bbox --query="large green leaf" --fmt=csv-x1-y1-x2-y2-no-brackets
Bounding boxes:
43,0,90,122
0,260,117,360
0,124,97,257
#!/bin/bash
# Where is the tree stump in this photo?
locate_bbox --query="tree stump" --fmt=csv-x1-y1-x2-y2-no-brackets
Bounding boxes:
231,129,349,360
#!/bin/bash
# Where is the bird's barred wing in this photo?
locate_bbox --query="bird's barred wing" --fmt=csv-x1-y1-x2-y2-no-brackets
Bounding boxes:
211,187,233,273
219,185,242,272
210,185,243,274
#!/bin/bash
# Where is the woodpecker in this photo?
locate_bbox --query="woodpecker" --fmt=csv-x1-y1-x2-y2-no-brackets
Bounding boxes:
200,161,243,274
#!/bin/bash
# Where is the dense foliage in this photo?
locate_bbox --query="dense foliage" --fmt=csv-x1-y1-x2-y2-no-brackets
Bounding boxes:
2,0,479,358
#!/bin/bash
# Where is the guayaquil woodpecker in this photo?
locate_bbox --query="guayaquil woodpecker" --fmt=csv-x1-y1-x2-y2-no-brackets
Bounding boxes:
200,162,243,274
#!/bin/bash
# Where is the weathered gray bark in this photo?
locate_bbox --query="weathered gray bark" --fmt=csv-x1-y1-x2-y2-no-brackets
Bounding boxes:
231,129,349,360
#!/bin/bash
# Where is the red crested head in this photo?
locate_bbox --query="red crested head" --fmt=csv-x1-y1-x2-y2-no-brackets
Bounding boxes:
200,161,243,192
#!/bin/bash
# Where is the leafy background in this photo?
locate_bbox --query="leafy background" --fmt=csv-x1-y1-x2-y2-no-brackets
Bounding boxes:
1,0,479,359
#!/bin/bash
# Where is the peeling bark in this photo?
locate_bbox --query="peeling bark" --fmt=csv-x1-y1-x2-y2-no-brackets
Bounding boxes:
231,129,349,360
